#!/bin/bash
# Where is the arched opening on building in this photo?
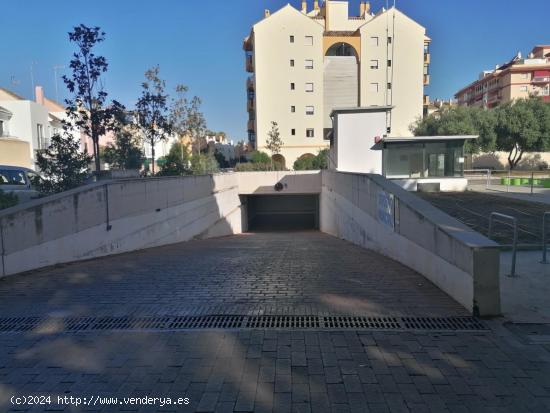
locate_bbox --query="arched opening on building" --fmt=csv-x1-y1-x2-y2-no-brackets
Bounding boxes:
323,42,359,140
326,42,358,59
272,154,286,169
298,153,315,161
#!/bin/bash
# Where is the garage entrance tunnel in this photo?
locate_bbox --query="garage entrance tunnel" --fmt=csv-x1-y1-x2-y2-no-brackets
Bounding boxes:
243,194,320,231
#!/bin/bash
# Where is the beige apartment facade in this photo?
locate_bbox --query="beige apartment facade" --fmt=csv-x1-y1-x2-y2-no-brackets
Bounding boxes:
244,0,430,168
455,45,550,108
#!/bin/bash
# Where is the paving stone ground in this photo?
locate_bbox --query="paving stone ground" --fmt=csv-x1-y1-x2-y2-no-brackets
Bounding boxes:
0,232,466,318
0,232,549,412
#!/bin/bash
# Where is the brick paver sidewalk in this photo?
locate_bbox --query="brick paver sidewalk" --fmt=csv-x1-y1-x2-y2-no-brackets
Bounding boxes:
0,232,549,412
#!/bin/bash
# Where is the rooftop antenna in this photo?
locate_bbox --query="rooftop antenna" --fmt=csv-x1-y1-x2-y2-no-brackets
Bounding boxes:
10,76,20,87
53,65,65,103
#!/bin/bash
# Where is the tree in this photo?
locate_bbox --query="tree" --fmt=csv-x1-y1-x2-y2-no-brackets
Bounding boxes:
186,97,207,155
34,133,91,194
190,154,219,175
234,141,248,163
157,141,190,176
265,121,284,169
135,66,172,175
411,106,496,154
63,24,124,173
293,149,329,170
250,151,271,164
495,98,550,169
103,128,144,170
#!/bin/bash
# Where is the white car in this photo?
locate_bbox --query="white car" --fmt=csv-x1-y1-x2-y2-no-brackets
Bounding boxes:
0,165,42,203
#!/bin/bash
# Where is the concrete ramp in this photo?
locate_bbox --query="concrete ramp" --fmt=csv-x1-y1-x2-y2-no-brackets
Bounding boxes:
0,170,500,316
321,171,501,316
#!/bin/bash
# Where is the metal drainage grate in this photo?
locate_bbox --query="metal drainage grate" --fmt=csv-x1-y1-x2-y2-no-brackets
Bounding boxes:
91,316,172,331
0,315,487,333
400,316,486,331
246,315,320,329
323,316,401,329
0,317,41,332
170,315,244,329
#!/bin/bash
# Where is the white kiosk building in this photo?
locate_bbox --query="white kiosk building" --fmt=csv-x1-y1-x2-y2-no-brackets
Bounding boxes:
329,107,476,192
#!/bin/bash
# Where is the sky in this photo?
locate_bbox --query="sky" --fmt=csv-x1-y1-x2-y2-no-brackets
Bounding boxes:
1,0,549,141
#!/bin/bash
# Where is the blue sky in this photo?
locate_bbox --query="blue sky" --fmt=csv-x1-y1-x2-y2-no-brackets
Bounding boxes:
1,0,549,141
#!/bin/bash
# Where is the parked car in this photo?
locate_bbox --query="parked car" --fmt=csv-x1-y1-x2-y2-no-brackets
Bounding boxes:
0,165,42,203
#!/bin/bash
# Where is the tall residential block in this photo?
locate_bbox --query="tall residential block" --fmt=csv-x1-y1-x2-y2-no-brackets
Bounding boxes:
455,45,550,108
244,0,430,168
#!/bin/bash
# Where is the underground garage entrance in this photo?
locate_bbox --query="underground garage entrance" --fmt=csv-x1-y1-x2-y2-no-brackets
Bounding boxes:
243,194,319,231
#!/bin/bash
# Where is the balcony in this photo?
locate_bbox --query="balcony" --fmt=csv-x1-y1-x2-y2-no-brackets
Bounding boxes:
245,54,254,73
246,76,255,91
247,98,255,112
424,53,430,64
532,76,550,84
423,95,430,105
423,74,430,85
247,119,255,132
243,36,253,52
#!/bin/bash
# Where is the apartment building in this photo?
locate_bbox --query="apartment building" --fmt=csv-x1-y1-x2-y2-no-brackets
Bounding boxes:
455,45,550,108
0,87,67,169
244,0,430,168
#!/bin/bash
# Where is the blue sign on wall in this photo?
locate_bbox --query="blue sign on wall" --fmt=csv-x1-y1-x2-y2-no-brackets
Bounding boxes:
377,189,394,230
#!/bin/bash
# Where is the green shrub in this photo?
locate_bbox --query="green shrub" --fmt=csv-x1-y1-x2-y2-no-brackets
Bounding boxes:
234,162,286,172
249,151,271,164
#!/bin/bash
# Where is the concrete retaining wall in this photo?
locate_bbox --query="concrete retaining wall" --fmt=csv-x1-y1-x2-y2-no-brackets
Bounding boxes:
237,171,321,195
391,178,469,192
0,174,242,277
320,170,501,316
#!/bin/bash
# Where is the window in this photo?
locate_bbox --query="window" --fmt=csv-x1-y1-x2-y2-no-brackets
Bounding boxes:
0,120,3,136
520,86,528,92
36,124,44,149
370,60,379,69
0,169,26,186
290,59,295,67
369,83,379,92
290,83,295,90
305,83,314,92
306,128,315,138
290,35,295,43
305,106,314,115
388,60,392,67
388,36,392,44
305,36,313,46
370,36,379,46
305,59,314,69
291,106,296,113
291,129,296,136
520,73,528,79
387,82,392,90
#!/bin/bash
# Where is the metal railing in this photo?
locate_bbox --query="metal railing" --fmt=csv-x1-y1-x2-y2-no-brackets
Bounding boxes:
488,212,518,277
541,212,550,264
464,169,491,189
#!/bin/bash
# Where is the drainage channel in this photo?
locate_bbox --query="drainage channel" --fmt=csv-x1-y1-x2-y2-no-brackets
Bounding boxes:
0,315,487,334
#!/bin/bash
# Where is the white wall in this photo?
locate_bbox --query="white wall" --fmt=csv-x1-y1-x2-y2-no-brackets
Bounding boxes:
237,170,321,195
359,9,425,136
333,110,387,174
0,100,51,169
392,178,468,192
253,5,328,167
0,174,242,277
